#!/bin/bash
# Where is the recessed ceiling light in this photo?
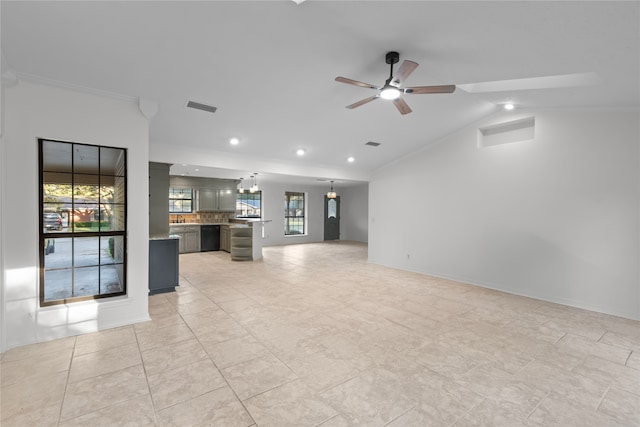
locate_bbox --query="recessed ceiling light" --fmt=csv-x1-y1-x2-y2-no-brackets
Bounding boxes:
504,103,515,111
230,137,239,145
195,168,199,172
296,149,305,156
347,157,355,163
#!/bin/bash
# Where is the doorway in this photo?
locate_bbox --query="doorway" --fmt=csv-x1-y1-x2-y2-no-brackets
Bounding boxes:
324,196,340,240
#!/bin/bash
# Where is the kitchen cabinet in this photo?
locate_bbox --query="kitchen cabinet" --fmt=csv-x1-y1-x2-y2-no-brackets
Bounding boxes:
149,237,179,294
197,189,236,212
170,225,201,253
198,189,218,211
220,225,230,252
230,226,252,261
217,190,236,211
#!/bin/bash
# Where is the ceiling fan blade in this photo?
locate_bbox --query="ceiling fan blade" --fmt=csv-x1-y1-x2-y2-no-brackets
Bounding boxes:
335,76,380,90
346,95,379,109
392,97,412,115
404,85,456,94
393,60,418,85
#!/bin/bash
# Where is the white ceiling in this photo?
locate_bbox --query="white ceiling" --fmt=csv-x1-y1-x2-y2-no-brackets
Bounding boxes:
2,1,638,186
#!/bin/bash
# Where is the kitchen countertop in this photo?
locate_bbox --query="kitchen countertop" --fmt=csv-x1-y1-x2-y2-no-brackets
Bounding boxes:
168,222,250,228
169,222,225,226
149,235,180,240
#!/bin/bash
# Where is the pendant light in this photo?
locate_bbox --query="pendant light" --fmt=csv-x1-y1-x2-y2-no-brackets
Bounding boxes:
250,173,259,193
238,178,244,194
327,180,337,199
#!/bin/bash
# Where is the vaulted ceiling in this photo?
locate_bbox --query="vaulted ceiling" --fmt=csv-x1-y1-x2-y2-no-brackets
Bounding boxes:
2,1,638,185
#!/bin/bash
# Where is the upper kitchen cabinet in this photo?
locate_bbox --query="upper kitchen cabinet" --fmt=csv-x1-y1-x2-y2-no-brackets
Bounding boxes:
217,189,236,211
198,189,236,212
170,176,238,212
198,189,218,211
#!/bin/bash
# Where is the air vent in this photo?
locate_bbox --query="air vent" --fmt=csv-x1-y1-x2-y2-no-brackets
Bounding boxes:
365,141,381,147
186,101,218,114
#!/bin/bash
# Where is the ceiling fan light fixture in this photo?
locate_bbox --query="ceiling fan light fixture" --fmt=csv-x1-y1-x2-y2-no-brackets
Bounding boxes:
380,86,401,100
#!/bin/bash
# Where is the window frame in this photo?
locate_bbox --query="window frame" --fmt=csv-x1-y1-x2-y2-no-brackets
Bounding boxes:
39,138,127,307
169,187,194,213
236,190,262,218
284,191,306,236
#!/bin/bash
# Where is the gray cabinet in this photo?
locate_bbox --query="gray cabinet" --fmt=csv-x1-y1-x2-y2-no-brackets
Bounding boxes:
149,238,179,294
197,189,235,212
198,189,218,211
220,225,230,252
149,162,170,238
217,190,236,211
184,228,200,252
170,225,201,253
230,226,252,261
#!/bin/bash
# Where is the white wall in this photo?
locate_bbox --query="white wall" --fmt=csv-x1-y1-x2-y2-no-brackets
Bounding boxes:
369,109,639,320
1,80,150,351
258,180,328,247
340,183,369,243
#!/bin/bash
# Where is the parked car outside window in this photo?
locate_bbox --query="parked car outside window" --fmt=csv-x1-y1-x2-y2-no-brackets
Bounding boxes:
43,213,63,232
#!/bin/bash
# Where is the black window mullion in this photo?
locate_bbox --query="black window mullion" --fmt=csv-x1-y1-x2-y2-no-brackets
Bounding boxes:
39,139,127,306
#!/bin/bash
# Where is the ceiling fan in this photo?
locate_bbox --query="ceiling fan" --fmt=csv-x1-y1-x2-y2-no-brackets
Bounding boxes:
335,51,456,115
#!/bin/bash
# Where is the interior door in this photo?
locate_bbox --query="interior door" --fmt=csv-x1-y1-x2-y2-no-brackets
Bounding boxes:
324,196,340,240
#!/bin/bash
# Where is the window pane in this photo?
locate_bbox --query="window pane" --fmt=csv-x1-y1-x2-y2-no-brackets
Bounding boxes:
43,172,73,199
74,174,100,204
74,266,100,297
100,264,124,295
100,147,125,176
328,199,337,218
73,144,99,174
44,269,73,301
44,237,72,269
169,187,193,213
72,210,99,232
112,176,126,204
42,140,72,173
100,176,115,203
42,209,65,233
101,236,123,264
74,237,100,268
236,191,262,218
98,204,124,231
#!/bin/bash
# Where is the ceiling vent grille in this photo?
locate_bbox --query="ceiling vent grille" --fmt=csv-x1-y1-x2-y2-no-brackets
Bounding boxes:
186,101,218,114
365,141,381,147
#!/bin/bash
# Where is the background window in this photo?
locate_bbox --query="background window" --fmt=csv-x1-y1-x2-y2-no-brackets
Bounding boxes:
236,191,261,218
40,139,127,306
284,191,305,235
169,187,193,213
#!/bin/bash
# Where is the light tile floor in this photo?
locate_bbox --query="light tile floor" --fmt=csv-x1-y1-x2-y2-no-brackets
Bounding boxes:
2,241,639,426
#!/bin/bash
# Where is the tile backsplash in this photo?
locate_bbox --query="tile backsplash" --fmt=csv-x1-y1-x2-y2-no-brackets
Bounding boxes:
169,211,235,224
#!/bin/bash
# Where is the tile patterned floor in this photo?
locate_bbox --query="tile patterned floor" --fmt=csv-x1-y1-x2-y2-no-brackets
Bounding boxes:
2,241,639,426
